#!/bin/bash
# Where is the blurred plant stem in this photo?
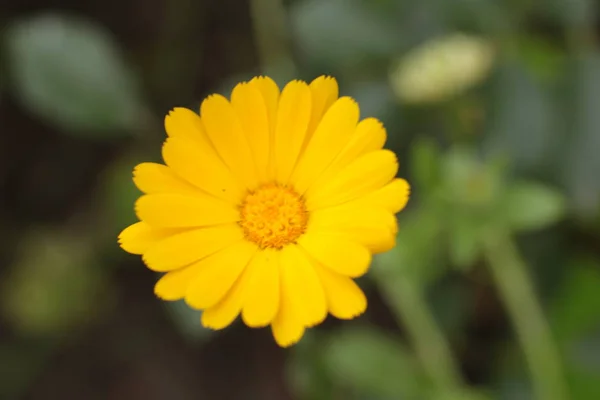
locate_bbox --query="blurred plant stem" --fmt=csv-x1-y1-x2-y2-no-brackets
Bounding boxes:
483,231,569,400
379,276,464,392
250,0,296,78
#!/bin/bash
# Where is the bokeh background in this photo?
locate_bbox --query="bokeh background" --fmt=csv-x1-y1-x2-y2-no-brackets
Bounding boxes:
1,0,600,399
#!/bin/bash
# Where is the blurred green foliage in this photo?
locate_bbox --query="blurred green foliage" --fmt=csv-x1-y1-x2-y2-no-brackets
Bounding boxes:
5,14,145,136
2,230,109,336
1,0,600,399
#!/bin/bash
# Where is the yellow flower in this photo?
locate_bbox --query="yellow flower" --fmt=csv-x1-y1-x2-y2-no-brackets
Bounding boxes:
118,76,410,347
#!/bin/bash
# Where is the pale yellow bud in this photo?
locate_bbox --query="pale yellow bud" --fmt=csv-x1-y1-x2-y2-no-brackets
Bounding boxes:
390,34,495,104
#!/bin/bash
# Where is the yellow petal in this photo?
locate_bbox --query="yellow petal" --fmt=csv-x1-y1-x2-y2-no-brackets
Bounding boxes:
118,222,180,255
290,97,359,194
201,257,255,330
201,94,258,189
241,249,280,327
135,193,239,228
271,312,305,348
273,80,312,183
185,240,257,309
298,234,371,278
309,118,387,193
154,264,202,301
307,150,398,210
142,224,244,272
308,206,397,253
132,162,199,195
306,76,339,138
356,178,411,213
164,108,213,150
279,245,327,327
162,137,243,203
314,265,367,319
271,281,305,347
231,82,270,183
250,76,280,131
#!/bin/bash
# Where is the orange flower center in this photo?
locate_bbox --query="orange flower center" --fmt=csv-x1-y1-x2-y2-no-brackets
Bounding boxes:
239,183,308,249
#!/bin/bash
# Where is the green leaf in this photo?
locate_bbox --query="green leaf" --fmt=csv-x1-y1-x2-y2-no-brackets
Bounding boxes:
322,327,424,398
566,363,600,400
441,147,502,209
549,258,600,343
503,181,566,231
518,35,566,83
5,14,144,136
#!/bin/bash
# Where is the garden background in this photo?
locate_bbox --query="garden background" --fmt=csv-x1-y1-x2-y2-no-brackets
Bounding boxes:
1,0,599,399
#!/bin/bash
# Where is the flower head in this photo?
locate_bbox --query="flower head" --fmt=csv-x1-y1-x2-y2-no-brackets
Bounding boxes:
118,76,410,347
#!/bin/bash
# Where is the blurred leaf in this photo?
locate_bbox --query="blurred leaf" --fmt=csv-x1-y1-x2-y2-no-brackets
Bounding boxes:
441,146,502,209
565,362,600,400
447,214,480,269
435,149,513,267
569,329,600,371
5,14,144,136
410,136,442,194
561,51,600,219
549,258,600,343
1,230,109,335
483,60,557,172
163,301,213,343
433,388,492,400
518,36,566,83
543,0,596,30
292,0,397,67
375,209,445,288
441,147,481,202
503,181,566,232
565,322,600,399
322,327,424,398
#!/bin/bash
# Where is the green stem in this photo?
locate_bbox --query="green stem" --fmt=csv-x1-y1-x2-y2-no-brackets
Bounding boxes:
379,275,464,391
483,232,569,400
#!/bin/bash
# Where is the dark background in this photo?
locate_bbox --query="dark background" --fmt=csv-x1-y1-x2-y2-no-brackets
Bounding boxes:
1,0,599,399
